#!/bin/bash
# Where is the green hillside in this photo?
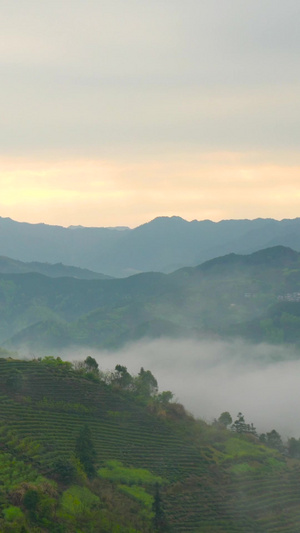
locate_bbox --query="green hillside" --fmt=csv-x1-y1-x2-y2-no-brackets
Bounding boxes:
2,245,300,352
0,355,299,532
0,255,113,280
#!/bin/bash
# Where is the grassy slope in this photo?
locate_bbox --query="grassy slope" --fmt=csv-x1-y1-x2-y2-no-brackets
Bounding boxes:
0,357,300,531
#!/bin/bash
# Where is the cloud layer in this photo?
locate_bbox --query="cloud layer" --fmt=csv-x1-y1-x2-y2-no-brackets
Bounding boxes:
1,1,300,225
1,1,300,155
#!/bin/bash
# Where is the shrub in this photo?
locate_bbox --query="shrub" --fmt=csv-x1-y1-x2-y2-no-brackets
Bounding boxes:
52,458,76,484
59,485,99,517
3,505,24,523
98,460,164,486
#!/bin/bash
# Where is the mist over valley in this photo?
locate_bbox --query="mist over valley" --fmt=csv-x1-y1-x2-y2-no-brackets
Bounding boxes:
54,337,300,439
2,0,300,528
2,234,300,438
1,221,300,531
2,240,300,354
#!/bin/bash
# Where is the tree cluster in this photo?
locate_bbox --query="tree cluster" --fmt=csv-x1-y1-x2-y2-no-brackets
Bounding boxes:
217,411,298,457
38,355,173,406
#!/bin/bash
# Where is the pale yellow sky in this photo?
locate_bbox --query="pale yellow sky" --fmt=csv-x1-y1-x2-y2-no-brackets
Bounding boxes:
1,152,299,227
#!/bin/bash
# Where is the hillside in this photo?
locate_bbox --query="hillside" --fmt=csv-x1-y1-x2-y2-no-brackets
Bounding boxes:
0,256,112,280
0,355,300,532
1,216,300,277
2,246,300,352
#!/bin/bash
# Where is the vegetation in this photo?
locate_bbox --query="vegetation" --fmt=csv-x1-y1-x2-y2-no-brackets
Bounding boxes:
0,355,299,531
75,424,97,478
0,255,112,280
2,245,300,352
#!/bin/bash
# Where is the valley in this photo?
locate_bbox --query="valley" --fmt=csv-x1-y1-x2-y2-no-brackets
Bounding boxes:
1,222,300,531
0,244,299,354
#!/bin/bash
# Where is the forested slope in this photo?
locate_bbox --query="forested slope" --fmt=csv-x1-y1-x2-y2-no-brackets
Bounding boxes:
2,245,300,352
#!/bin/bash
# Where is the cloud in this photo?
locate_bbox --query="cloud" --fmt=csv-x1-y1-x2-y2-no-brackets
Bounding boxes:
1,0,300,157
60,338,300,439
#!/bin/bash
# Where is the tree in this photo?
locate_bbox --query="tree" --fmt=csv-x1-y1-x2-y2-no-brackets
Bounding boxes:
247,422,257,437
288,437,300,458
231,412,248,433
52,458,76,483
266,429,284,452
84,356,98,372
218,411,232,428
113,365,133,389
75,424,97,478
259,433,267,444
136,367,158,397
231,413,257,435
157,391,173,405
23,489,39,521
152,483,168,532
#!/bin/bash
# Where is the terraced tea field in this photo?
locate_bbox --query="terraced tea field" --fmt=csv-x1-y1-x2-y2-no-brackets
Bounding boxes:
0,357,300,532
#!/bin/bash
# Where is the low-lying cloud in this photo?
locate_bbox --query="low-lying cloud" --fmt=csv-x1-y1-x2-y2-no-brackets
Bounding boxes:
59,338,300,439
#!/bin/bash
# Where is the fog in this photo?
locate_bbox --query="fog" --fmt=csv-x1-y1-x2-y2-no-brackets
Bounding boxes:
59,338,300,439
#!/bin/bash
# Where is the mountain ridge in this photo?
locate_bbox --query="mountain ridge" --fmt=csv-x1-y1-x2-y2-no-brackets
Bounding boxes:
0,255,113,280
1,215,300,277
2,244,300,352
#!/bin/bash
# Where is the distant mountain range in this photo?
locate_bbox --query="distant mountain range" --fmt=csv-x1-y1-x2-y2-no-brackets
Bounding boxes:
1,245,300,353
1,215,300,277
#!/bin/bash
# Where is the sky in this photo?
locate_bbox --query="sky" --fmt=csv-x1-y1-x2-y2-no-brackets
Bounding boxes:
1,0,300,228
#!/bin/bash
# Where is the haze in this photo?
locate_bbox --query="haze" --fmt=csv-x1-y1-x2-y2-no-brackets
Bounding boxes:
1,0,300,227
57,338,300,439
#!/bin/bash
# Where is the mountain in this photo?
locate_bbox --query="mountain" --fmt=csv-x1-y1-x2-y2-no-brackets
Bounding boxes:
1,215,300,277
0,355,300,532
0,216,128,277
2,245,300,352
0,255,112,279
